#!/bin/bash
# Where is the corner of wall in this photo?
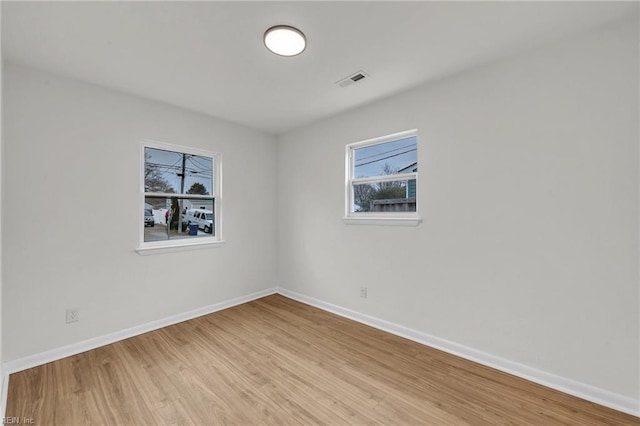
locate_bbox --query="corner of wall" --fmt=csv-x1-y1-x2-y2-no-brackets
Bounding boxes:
0,0,5,415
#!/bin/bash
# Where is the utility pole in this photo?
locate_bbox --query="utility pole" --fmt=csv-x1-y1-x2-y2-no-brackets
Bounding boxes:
180,153,186,193
177,153,187,233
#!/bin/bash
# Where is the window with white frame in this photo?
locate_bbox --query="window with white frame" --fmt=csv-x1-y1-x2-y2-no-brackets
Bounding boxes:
138,140,223,254
345,129,420,225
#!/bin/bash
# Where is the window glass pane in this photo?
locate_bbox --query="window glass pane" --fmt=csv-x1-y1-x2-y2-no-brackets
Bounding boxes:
353,136,417,179
145,147,213,195
144,196,215,242
353,180,417,213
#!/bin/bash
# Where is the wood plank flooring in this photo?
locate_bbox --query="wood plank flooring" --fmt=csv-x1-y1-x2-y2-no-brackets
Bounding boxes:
6,295,639,425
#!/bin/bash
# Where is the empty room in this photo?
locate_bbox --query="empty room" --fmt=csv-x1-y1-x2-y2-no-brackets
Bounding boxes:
1,1,638,424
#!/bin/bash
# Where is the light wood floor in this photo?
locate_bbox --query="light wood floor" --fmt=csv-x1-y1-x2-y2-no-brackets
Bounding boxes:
6,295,638,425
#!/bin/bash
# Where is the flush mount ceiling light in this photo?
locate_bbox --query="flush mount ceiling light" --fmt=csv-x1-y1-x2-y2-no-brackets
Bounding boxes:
264,25,306,57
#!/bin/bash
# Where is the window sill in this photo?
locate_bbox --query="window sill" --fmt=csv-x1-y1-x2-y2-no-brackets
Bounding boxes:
342,216,422,226
136,239,226,255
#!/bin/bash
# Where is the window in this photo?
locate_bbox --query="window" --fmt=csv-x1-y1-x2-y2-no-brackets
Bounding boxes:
137,140,223,254
345,129,421,226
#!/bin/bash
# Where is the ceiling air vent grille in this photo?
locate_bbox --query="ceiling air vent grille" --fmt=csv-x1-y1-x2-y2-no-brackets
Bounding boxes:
336,71,369,88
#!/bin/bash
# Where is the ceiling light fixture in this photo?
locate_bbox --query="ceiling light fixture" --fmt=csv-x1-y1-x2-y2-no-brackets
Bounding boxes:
264,25,306,57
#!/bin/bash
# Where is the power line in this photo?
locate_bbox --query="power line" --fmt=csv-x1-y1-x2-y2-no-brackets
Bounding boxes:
186,158,213,174
355,143,416,163
354,148,417,168
189,156,213,170
146,162,212,176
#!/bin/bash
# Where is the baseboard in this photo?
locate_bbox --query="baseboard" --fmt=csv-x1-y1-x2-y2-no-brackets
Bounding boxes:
276,287,640,417
3,286,637,417
3,287,278,375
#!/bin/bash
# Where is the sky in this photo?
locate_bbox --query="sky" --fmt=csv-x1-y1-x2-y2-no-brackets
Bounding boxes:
353,136,417,179
145,137,415,194
145,147,214,195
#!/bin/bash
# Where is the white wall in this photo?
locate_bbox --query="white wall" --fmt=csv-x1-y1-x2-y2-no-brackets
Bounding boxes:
2,63,277,362
0,1,4,402
277,19,639,400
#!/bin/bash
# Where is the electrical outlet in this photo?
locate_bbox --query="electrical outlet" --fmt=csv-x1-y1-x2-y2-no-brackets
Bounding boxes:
360,286,368,298
66,308,79,323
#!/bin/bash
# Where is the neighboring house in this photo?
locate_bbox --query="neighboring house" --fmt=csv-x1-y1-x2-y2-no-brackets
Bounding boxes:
398,162,417,198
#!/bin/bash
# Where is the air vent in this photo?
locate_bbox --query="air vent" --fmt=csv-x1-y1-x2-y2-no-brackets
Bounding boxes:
336,71,369,88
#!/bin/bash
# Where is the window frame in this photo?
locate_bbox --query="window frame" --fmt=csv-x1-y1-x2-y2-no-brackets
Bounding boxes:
137,139,224,255
344,129,421,226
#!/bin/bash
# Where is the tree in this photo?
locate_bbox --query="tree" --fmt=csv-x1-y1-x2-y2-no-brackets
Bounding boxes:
145,154,175,193
186,182,209,195
353,163,406,212
353,184,375,212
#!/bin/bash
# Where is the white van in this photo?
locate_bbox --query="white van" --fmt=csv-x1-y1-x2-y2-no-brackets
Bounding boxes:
184,208,214,234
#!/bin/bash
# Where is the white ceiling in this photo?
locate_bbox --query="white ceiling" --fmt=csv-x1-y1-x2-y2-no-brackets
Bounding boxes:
2,1,637,135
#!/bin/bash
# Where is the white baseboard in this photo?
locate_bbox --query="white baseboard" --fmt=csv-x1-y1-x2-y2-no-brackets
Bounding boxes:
277,287,640,418
2,287,277,375
2,286,637,418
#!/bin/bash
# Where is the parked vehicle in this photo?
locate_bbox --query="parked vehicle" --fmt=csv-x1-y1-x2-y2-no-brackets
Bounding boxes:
144,209,155,227
183,208,213,234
